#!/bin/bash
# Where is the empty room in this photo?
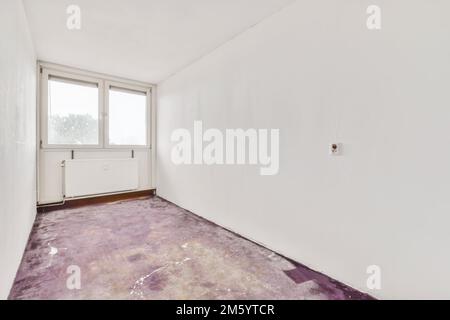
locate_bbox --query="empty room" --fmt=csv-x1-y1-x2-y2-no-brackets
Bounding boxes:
1,0,450,306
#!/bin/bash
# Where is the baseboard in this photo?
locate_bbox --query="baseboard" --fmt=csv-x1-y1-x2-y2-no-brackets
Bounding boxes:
37,189,156,213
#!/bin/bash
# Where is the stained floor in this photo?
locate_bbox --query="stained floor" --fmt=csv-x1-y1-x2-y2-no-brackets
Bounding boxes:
9,196,373,300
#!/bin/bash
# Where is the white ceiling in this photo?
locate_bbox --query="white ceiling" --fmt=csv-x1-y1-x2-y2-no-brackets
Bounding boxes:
22,0,294,84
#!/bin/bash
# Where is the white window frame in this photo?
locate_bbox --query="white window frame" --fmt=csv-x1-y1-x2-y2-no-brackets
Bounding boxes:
104,81,151,149
40,64,152,150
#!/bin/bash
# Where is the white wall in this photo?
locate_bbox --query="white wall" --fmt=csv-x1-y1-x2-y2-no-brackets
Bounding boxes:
157,0,450,299
0,0,37,299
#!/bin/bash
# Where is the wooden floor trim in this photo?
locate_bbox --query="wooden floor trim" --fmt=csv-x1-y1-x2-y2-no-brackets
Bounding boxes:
37,189,156,213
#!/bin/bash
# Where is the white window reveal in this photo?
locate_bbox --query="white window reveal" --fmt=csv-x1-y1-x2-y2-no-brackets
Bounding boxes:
40,67,151,149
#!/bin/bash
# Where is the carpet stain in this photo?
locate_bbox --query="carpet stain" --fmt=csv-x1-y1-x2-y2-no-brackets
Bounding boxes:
9,196,373,300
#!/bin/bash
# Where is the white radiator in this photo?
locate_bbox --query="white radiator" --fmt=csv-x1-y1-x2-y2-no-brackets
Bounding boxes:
63,159,139,198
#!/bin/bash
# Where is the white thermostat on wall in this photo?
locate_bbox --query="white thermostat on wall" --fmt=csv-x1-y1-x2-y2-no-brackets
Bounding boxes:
329,143,343,156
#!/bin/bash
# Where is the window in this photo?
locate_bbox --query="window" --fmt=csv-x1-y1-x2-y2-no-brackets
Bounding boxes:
47,77,99,145
41,67,151,149
108,87,147,146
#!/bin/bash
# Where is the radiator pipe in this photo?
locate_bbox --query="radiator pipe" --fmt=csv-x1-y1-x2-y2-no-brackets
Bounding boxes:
37,199,66,208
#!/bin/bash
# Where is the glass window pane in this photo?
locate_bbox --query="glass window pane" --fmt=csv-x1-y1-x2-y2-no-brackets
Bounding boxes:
48,77,99,145
108,88,147,146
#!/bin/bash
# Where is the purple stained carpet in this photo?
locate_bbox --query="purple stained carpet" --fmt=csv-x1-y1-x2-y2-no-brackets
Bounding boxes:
9,196,373,300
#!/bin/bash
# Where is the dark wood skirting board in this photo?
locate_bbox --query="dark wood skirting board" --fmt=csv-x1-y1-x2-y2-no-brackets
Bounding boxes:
37,189,156,213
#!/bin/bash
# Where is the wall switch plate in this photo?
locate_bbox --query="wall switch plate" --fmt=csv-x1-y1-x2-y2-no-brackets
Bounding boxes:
329,143,343,156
